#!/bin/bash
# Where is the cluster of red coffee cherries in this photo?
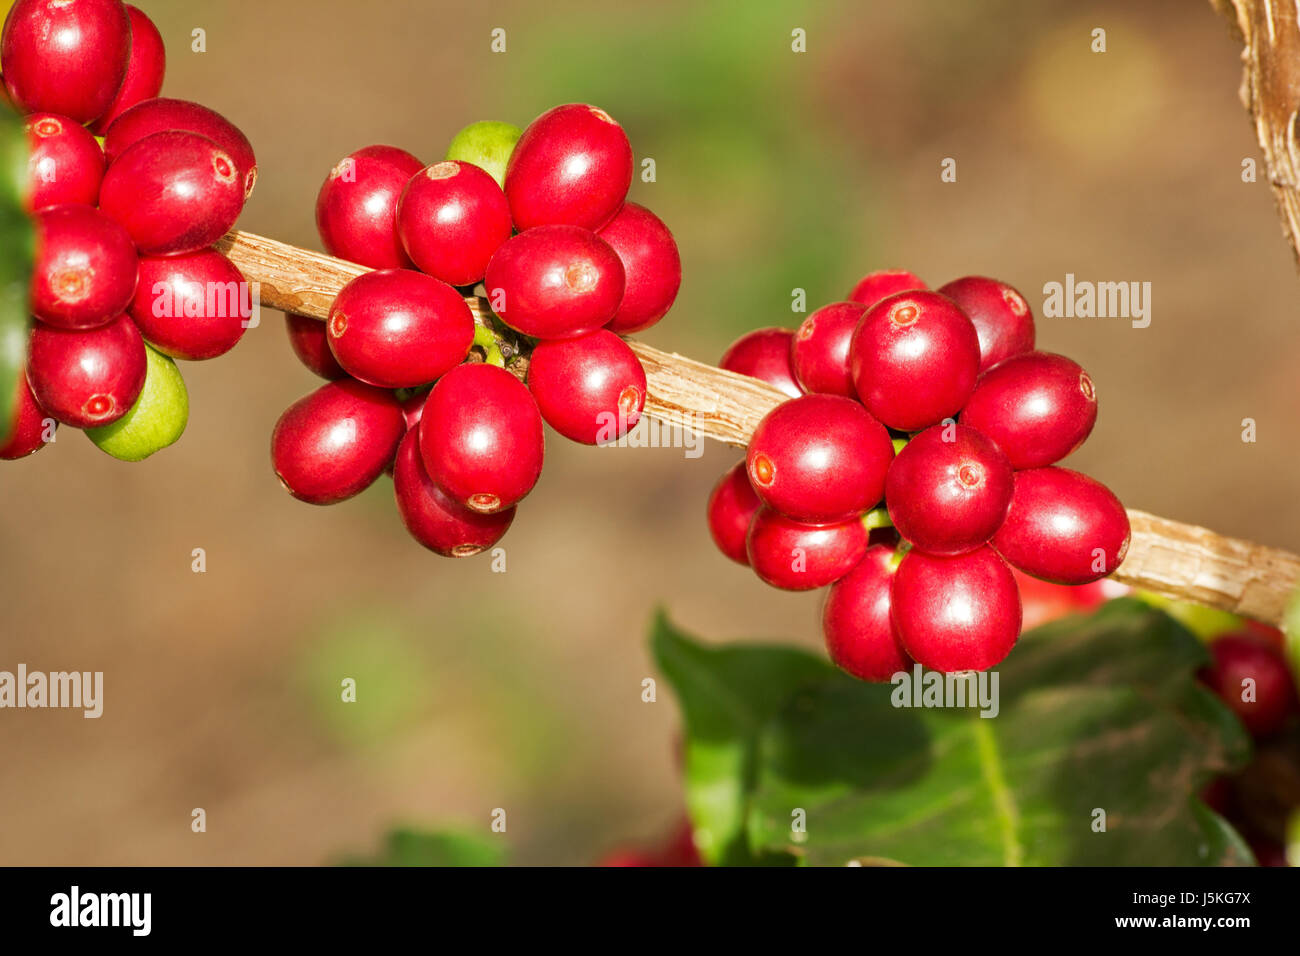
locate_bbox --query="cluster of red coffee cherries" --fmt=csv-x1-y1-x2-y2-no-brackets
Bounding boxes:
0,0,256,461
273,104,682,556
707,270,1132,676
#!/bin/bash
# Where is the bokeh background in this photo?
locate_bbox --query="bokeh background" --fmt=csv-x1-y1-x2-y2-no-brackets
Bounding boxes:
2,0,1297,864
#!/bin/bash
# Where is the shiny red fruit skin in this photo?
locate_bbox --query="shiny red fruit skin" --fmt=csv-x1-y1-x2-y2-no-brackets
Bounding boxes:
27,314,145,427
938,275,1035,372
25,113,105,209
823,545,912,682
960,351,1098,469
271,379,405,505
32,204,137,329
885,423,1014,555
285,313,346,380
527,329,646,444
327,269,474,388
707,462,762,565
0,374,55,459
850,290,981,431
746,394,893,523
597,202,681,333
392,429,515,557
790,301,867,397
397,160,512,286
104,97,256,198
1200,633,1298,738
746,507,868,591
130,250,250,360
719,328,803,399
504,103,633,230
485,225,625,339
315,145,424,269
89,6,166,135
992,467,1130,584
99,130,245,256
847,269,927,307
418,363,545,514
1,0,130,123
891,546,1022,672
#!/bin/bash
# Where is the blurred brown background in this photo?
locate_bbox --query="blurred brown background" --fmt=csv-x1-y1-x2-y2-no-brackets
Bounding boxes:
2,0,1297,864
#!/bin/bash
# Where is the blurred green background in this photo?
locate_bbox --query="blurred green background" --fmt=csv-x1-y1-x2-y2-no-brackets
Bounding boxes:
2,0,1298,864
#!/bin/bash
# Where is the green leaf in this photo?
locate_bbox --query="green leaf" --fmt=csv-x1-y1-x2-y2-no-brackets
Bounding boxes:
0,103,33,442
339,827,506,867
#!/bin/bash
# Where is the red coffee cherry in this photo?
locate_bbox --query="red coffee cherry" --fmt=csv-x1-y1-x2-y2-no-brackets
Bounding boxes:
32,204,137,329
846,269,926,307
0,374,56,460
418,363,545,514
885,423,1014,556
397,160,512,286
960,351,1098,469
746,507,868,591
706,462,762,565
315,145,424,269
527,329,646,445
505,103,633,231
823,545,912,682
992,466,1130,585
938,275,1035,372
284,313,347,380
596,202,681,334
392,429,515,557
326,269,474,388
790,301,867,397
746,394,894,523
1199,633,1298,738
27,313,146,427
104,97,257,198
25,113,105,209
270,379,405,505
99,130,246,256
850,290,981,431
891,545,1022,672
485,225,625,339
130,250,251,360
89,5,166,134
719,328,803,399
1,0,131,123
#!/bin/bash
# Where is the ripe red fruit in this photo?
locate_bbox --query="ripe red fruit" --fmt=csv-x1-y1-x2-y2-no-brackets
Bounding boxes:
823,545,912,682
850,290,981,431
397,160,512,286
707,462,762,565
418,363,544,514
32,204,137,329
719,328,803,399
992,467,1130,584
315,145,424,269
285,313,347,380
960,351,1098,469
27,314,146,427
938,275,1035,372
746,394,894,523
104,97,257,198
885,424,1014,555
485,225,625,339
1,0,131,123
130,250,251,360
891,546,1022,672
0,374,55,460
527,330,646,444
746,507,868,591
25,113,105,209
89,5,166,135
505,103,633,231
1199,633,1298,737
790,301,867,397
99,130,246,256
270,379,405,505
847,269,926,307
392,429,515,557
596,202,681,333
326,269,474,388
